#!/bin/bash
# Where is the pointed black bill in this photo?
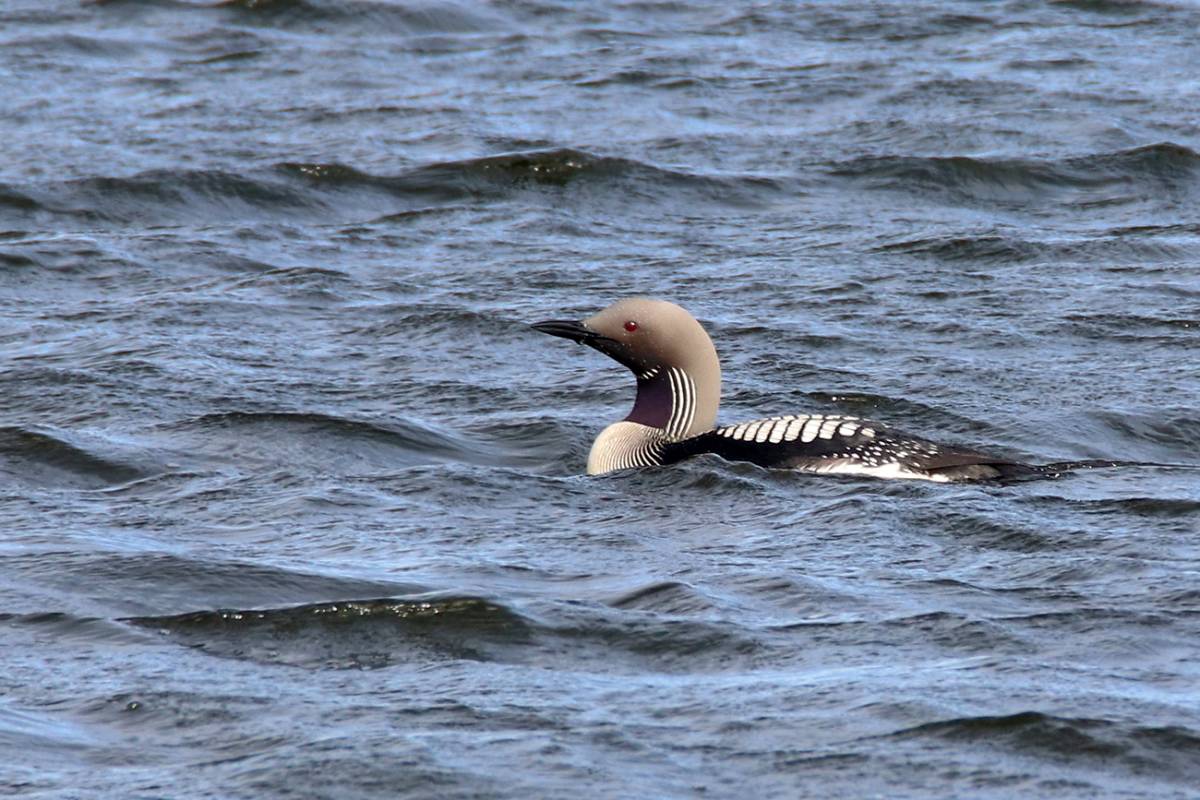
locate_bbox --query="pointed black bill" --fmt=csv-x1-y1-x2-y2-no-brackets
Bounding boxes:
532,316,635,367
530,319,601,344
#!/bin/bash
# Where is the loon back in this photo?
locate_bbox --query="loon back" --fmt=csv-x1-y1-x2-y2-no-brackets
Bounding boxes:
532,297,1038,482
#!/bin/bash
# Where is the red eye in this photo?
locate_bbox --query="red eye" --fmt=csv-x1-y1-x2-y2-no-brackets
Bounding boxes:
624,320,638,332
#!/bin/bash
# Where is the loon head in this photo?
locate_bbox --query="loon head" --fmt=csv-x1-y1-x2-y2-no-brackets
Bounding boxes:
532,297,721,441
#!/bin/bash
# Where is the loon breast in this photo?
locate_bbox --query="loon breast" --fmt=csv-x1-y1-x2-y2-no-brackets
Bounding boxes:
587,421,665,475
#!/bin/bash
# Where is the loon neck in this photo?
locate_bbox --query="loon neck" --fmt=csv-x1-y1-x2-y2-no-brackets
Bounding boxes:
589,365,717,475
626,365,712,442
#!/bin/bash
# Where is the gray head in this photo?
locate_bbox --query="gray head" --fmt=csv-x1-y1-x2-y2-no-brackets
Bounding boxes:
532,297,721,439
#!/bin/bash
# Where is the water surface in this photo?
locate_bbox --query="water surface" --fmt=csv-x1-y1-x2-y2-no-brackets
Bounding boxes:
2,1,1199,797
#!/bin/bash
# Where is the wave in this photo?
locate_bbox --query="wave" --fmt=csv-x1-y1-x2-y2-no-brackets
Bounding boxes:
4,551,426,617
1091,410,1200,452
924,509,1088,553
0,408,576,492
0,149,783,229
892,711,1200,782
872,229,1199,264
1057,312,1200,341
0,169,323,228
711,6,996,40
170,410,562,471
0,184,40,214
607,580,722,616
117,587,770,673
1024,494,1200,525
280,148,785,208
0,250,38,268
0,699,111,764
1049,0,1177,14
212,0,510,35
0,611,149,646
0,426,150,489
88,0,511,34
830,142,1200,208
125,595,529,669
872,234,1044,263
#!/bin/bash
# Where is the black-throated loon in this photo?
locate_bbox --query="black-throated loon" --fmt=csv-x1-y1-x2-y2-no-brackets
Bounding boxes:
532,297,1162,482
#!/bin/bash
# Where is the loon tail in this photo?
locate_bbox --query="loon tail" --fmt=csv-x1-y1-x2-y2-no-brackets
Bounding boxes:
1023,459,1200,480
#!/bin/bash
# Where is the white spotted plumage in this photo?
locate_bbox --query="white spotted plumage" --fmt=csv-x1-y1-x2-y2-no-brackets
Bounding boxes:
705,413,954,475
717,414,873,445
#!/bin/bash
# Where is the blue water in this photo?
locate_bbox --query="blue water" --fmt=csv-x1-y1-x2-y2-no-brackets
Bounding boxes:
2,1,1199,797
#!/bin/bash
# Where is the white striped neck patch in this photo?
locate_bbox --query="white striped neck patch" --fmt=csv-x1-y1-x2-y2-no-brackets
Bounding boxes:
626,365,698,442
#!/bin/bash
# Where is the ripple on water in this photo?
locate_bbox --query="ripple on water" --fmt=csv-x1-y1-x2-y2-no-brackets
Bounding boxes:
829,143,1200,210
0,426,150,489
890,711,1200,784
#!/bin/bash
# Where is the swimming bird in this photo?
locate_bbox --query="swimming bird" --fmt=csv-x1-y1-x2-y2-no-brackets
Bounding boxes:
532,297,1148,482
